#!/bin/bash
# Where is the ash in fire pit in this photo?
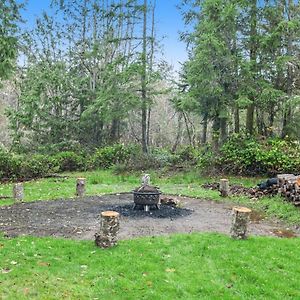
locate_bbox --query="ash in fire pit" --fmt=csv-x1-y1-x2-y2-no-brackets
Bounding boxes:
133,174,161,211
101,203,193,219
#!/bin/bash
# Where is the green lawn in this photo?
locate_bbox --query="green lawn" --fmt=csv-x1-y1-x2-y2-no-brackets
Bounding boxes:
0,233,299,299
0,169,299,224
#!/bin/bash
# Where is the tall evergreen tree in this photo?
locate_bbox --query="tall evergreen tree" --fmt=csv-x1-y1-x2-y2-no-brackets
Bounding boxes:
0,0,22,82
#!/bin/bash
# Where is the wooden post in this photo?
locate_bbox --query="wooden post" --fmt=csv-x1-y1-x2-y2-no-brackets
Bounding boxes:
220,179,229,197
76,178,86,197
13,183,24,201
230,206,252,239
95,211,120,249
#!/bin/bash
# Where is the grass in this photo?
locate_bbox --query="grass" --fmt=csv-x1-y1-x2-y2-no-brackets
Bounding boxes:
0,169,299,225
0,233,299,299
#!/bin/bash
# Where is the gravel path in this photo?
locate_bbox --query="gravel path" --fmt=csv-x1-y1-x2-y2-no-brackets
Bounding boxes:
0,193,297,240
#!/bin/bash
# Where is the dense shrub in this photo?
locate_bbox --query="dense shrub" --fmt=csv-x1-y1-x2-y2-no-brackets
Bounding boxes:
53,151,86,172
151,148,179,166
175,146,200,165
113,147,182,173
91,144,135,169
1,139,299,181
0,149,22,180
20,155,59,179
218,135,300,175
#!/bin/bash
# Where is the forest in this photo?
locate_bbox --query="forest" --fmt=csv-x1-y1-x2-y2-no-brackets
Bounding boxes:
1,0,300,177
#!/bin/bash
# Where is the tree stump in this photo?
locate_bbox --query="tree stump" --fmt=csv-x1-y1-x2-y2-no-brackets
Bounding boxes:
76,178,86,197
230,206,252,239
13,183,24,201
220,179,229,197
95,211,120,249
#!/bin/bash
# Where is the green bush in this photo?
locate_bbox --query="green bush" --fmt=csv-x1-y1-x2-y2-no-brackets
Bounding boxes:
175,146,200,164
113,147,181,173
53,151,86,172
91,144,135,169
0,149,22,180
151,148,178,166
20,155,59,179
218,135,300,175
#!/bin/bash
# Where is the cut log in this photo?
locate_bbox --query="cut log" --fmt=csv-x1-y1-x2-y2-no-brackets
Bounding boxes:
277,174,300,205
76,178,86,197
230,206,252,239
95,211,120,249
219,179,230,197
13,183,24,201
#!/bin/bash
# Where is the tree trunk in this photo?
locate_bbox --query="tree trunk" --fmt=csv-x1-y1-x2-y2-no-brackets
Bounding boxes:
212,117,220,151
282,0,293,138
201,114,208,144
234,106,240,134
220,117,227,145
256,108,264,136
110,118,119,143
172,113,183,152
183,112,193,146
146,0,156,147
246,0,258,135
268,105,275,137
246,103,255,135
141,0,148,153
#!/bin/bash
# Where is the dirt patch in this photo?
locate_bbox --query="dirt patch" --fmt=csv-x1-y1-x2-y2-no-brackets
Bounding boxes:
249,210,266,223
271,229,297,238
0,193,298,240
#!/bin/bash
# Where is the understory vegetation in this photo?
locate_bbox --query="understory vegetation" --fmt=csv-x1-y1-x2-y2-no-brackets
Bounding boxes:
1,135,299,182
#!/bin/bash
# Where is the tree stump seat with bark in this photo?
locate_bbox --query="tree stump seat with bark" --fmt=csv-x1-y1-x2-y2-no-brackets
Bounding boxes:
95,211,120,249
230,206,252,239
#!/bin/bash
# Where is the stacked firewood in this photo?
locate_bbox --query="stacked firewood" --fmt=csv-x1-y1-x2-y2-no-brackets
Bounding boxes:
202,182,274,198
202,174,300,206
277,174,300,206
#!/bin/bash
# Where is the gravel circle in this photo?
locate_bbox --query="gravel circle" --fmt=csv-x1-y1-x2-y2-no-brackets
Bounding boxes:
0,193,298,240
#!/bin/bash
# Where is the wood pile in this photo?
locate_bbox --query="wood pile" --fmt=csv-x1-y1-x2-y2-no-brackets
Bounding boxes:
202,174,300,207
201,183,259,197
277,174,300,207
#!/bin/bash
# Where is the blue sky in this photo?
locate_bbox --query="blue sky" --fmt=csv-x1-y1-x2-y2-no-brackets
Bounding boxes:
20,0,188,72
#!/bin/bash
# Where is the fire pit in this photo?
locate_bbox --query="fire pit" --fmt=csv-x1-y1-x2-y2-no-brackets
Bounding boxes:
133,174,161,211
